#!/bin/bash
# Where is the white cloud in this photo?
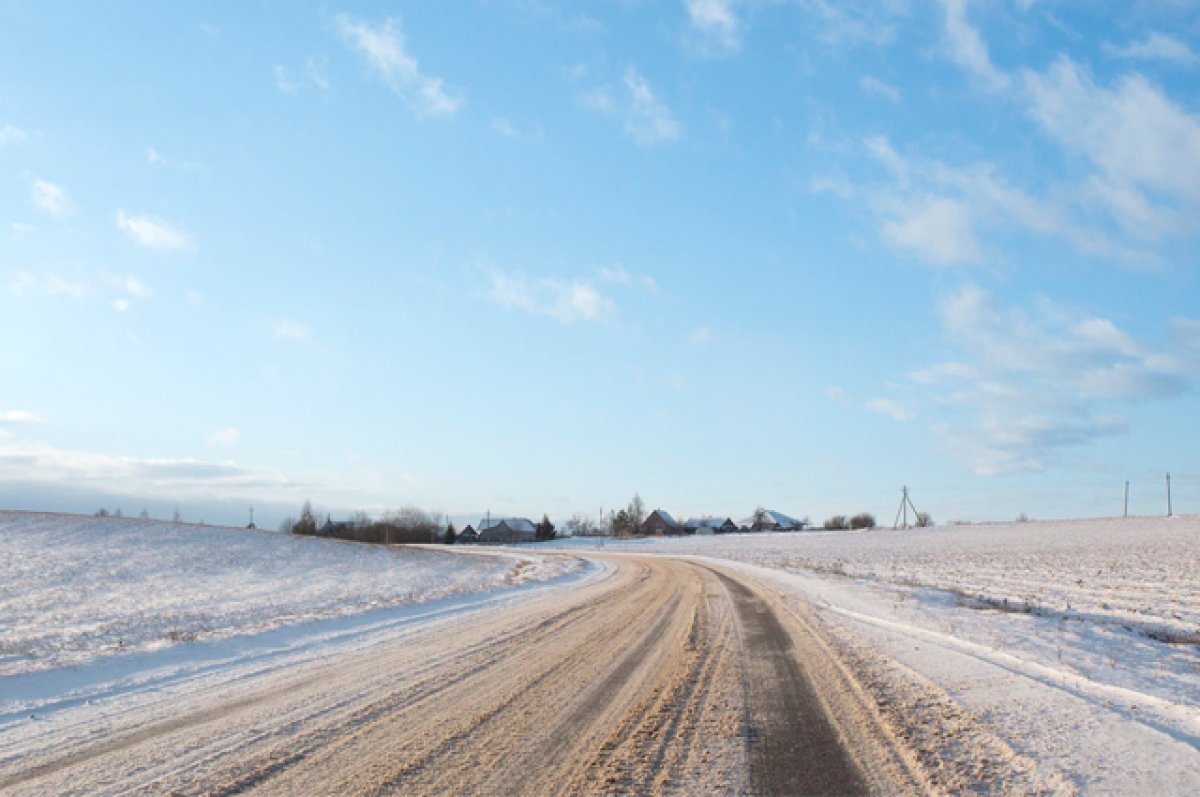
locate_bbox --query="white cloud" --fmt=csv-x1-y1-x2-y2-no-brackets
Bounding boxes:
852,135,1148,265
8,271,36,297
685,0,743,53
272,320,310,341
9,272,86,299
307,57,331,91
107,273,151,298
273,61,329,95
486,270,616,323
111,298,129,312
208,427,240,446
45,275,85,299
583,67,681,146
145,147,206,173
491,116,520,138
273,64,299,95
0,124,29,147
597,265,658,294
0,439,311,504
0,410,41,425
186,289,205,307
859,75,902,104
937,0,1009,90
1023,57,1200,236
1104,32,1198,66
116,210,191,250
882,196,982,265
336,14,462,117
690,326,713,344
31,178,71,217
865,397,913,422
801,0,900,49
910,286,1199,474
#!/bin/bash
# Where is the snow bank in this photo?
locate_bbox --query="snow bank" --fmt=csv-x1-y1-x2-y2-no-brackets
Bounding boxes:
0,512,581,677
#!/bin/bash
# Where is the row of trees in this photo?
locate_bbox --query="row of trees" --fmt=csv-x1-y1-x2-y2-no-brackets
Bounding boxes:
822,511,932,530
284,502,560,544
285,501,449,544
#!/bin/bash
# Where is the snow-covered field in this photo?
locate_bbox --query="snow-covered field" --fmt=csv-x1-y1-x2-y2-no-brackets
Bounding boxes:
557,516,1200,793
0,512,581,678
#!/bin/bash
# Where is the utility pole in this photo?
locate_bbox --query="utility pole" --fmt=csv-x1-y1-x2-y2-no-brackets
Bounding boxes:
1123,481,1129,518
893,486,922,529
1167,472,1173,517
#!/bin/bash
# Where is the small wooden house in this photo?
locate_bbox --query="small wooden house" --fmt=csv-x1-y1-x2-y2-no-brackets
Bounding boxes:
458,525,478,544
640,509,681,535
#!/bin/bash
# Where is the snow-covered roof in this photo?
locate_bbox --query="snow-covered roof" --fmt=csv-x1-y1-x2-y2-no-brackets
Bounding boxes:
478,517,536,533
684,517,733,528
647,509,678,527
739,510,803,529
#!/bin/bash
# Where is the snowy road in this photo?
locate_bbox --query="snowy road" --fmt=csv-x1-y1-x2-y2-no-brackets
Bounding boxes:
0,555,921,796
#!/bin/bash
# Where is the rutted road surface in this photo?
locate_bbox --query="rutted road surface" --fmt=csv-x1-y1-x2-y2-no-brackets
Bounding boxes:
1,555,927,795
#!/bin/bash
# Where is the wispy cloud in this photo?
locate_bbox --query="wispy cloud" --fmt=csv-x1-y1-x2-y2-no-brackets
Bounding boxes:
865,397,913,422
859,74,902,104
881,196,982,265
106,273,151,298
1023,56,1200,239
116,210,191,250
335,14,462,117
909,286,1199,474
582,66,681,146
0,124,29,147
273,64,300,95
46,276,85,299
272,320,310,341
491,116,520,138
208,427,240,446
1104,32,1198,67
685,0,743,54
0,439,312,504
9,272,86,299
0,410,41,425
937,0,1009,91
597,265,658,294
801,0,900,49
690,326,713,344
272,59,329,96
145,147,206,173
31,178,72,217
486,269,616,323
820,133,1148,267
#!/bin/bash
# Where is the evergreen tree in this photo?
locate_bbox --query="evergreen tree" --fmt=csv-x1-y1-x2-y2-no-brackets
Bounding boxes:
293,500,318,535
535,514,556,541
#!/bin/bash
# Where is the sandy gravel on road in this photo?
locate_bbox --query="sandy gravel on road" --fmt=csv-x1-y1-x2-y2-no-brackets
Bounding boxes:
1,555,931,796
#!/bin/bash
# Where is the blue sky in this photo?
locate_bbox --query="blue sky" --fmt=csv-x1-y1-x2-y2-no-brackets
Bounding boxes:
2,0,1199,527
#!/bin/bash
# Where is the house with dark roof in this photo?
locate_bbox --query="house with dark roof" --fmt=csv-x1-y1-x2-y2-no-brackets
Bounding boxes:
739,509,806,532
640,509,681,535
683,516,738,534
457,524,478,544
476,517,537,544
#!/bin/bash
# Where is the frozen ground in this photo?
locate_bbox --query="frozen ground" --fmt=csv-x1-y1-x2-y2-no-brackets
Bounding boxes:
0,512,581,679
554,516,1200,793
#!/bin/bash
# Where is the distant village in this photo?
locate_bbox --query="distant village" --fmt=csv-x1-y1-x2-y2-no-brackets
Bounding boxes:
456,507,810,544
276,492,894,546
